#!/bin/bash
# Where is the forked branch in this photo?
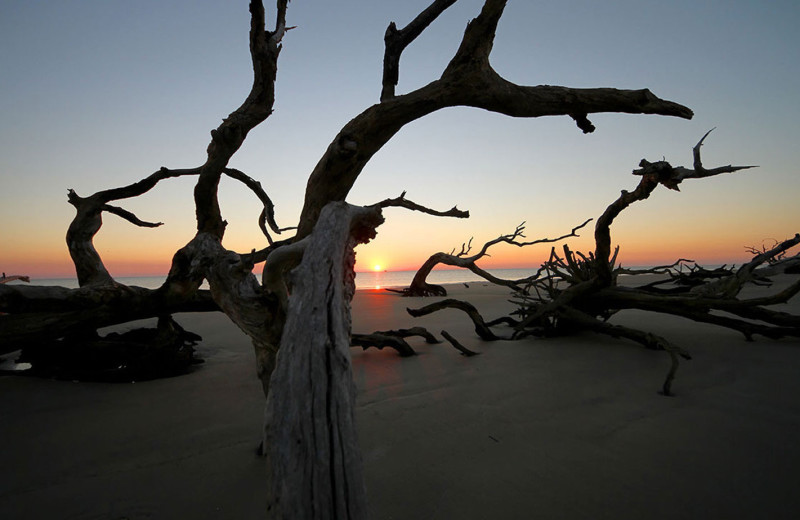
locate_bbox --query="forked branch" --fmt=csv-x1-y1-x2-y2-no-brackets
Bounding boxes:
381,0,458,101
297,0,692,237
374,191,469,219
397,220,591,296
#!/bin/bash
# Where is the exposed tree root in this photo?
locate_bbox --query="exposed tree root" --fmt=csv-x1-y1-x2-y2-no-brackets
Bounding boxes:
396,220,591,297
440,330,480,357
351,326,440,356
400,135,799,395
407,298,510,341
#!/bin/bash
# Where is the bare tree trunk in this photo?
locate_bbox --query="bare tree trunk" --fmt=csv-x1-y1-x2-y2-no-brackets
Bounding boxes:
264,202,381,519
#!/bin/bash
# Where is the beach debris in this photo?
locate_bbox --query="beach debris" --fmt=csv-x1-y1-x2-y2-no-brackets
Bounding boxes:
9,315,203,382
441,330,480,356
393,220,592,297
408,298,509,341
351,326,440,356
401,134,799,396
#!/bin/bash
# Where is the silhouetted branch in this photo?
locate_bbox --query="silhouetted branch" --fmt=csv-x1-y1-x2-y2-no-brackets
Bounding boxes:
297,0,692,237
223,168,284,242
102,204,163,228
408,298,509,340
400,220,591,296
374,191,469,219
381,0,458,101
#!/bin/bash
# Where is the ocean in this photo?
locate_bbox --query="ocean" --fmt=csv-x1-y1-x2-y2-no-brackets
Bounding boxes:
21,268,540,291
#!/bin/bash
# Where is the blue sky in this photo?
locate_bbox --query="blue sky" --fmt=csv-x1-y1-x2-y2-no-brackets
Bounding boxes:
1,0,799,276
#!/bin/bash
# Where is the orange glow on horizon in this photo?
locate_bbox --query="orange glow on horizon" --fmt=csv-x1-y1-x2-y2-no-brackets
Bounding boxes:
6,223,793,279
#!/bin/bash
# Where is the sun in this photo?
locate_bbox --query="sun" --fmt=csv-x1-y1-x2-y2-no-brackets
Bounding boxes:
373,264,382,272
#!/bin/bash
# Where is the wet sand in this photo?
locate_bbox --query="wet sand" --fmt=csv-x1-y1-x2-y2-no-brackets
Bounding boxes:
1,280,799,519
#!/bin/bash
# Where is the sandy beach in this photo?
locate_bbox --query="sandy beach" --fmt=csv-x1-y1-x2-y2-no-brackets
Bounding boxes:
2,281,800,519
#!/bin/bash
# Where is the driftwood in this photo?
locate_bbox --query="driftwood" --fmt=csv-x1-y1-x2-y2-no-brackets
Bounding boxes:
12,315,203,382
402,134,799,396
440,330,481,357
408,298,509,341
264,202,379,519
351,326,440,357
394,220,592,297
0,283,217,356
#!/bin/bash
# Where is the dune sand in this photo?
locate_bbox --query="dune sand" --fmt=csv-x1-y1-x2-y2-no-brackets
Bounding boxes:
1,280,799,519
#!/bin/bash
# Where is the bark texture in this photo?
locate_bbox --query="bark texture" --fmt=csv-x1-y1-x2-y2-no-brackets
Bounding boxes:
264,202,381,519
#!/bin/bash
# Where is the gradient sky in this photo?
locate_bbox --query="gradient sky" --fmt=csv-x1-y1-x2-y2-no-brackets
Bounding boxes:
1,0,799,278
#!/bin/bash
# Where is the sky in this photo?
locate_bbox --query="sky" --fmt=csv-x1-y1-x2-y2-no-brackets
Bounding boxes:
1,0,799,278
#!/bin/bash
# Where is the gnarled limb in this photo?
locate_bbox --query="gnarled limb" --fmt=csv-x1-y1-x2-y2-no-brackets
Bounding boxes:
374,190,469,219
297,0,692,237
194,0,287,238
555,306,690,396
222,167,288,243
401,135,795,395
400,220,592,296
0,284,217,355
381,0,458,101
351,327,439,357
408,298,509,340
594,130,755,284
440,330,481,356
694,233,800,298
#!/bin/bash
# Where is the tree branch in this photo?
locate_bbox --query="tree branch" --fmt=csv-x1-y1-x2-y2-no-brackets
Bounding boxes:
595,133,755,283
223,167,284,242
407,298,508,340
373,191,469,218
351,327,440,357
381,0,458,101
297,0,692,237
440,330,481,356
400,219,591,296
194,0,287,237
556,306,690,396
101,204,163,228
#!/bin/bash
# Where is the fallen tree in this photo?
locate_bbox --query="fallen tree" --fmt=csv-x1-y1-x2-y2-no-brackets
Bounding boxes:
400,131,800,395
392,219,592,297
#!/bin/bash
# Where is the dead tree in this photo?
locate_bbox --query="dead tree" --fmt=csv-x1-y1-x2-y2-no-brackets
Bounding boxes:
406,132,800,396
395,220,592,296
0,1,701,517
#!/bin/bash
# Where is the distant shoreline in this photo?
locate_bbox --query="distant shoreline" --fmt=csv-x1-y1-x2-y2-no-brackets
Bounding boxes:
11,263,741,291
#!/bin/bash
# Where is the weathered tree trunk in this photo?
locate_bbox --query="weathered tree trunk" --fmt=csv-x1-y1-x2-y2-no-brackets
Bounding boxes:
264,202,381,519
0,283,217,355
